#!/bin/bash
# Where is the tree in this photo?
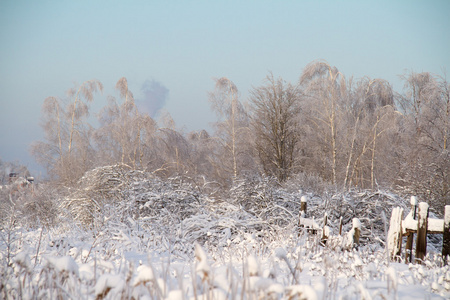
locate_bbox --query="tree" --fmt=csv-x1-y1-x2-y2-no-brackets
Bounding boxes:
299,60,347,186
31,80,103,184
397,72,450,211
249,73,301,182
343,78,399,190
95,77,157,170
208,78,252,182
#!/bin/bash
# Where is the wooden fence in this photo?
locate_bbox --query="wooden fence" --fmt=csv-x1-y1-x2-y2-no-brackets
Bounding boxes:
388,196,450,264
298,195,450,263
298,196,360,248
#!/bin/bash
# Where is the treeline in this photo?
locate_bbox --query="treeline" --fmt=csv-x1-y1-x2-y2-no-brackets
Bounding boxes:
31,60,449,210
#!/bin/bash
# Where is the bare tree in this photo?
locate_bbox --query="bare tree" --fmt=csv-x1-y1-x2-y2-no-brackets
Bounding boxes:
66,80,103,156
208,78,252,181
31,80,102,184
300,60,347,186
249,73,301,182
95,77,157,170
397,71,450,212
342,78,399,190
186,129,216,179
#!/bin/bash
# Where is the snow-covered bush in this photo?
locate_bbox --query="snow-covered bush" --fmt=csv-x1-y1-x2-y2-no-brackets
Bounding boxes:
3,165,448,299
60,164,138,226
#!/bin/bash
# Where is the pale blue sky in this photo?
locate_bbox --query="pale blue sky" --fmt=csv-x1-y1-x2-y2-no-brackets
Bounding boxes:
1,0,449,176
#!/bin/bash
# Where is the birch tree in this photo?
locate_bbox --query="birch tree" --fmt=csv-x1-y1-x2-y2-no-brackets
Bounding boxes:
95,77,157,170
31,80,102,184
208,78,251,181
299,60,347,186
343,78,399,190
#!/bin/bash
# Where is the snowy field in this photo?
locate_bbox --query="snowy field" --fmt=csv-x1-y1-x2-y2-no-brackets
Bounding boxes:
1,167,449,299
2,222,449,299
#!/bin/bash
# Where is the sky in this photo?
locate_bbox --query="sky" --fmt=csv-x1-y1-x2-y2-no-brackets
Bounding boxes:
1,0,449,177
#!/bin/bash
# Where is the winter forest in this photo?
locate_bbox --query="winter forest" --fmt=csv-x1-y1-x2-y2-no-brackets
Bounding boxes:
1,60,450,299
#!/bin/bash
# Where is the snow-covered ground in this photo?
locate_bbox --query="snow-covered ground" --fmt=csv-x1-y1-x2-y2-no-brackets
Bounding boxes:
1,167,449,299
2,221,448,299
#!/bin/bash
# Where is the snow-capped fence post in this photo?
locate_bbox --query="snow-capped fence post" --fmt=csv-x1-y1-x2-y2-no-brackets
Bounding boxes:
405,196,417,263
387,207,403,261
443,205,450,265
350,218,361,249
298,195,321,235
300,195,307,217
321,213,328,245
415,202,429,263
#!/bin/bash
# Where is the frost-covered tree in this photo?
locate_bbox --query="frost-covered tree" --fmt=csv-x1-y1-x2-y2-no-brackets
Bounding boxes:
154,126,190,177
30,80,103,184
249,73,301,182
396,72,450,212
342,78,400,190
94,77,157,170
298,62,400,190
299,61,348,186
208,77,253,182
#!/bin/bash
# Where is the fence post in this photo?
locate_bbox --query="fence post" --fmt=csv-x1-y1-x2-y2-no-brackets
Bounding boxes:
415,202,429,263
388,207,403,261
321,213,328,245
352,218,361,248
300,195,307,217
405,196,417,263
443,205,450,265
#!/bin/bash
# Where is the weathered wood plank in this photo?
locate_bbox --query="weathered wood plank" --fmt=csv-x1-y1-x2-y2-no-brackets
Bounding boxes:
443,205,450,265
405,199,417,264
321,213,328,245
405,232,413,263
415,202,429,263
388,207,403,261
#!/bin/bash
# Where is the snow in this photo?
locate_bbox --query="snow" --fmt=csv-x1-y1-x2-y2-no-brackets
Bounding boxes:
403,209,418,232
286,285,318,300
247,254,259,276
388,207,403,258
299,216,320,229
301,195,308,203
134,265,155,286
94,274,126,298
428,218,444,233
418,202,429,227
323,225,330,237
194,242,210,280
79,263,95,281
274,247,288,259
13,251,31,271
385,266,398,291
166,290,183,300
344,228,356,250
44,255,79,276
352,217,361,229
410,196,417,206
445,205,450,225
1,172,448,299
3,222,448,299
